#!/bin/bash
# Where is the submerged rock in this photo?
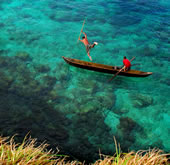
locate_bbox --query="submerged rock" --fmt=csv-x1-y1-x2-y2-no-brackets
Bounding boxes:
0,55,71,157
116,117,143,151
118,117,138,132
141,45,158,57
79,102,98,114
0,72,13,91
46,124,69,140
15,51,32,61
43,75,57,86
34,64,51,73
160,78,170,86
130,93,153,108
68,109,113,162
94,91,115,109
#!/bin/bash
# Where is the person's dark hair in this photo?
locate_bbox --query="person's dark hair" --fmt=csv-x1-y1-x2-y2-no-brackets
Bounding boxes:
124,56,126,59
82,36,85,39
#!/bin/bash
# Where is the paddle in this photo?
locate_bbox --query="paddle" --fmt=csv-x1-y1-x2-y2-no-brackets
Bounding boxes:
131,63,140,66
77,19,86,43
108,56,136,82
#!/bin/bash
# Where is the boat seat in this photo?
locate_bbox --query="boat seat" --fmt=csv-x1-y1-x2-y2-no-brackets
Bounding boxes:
113,66,121,70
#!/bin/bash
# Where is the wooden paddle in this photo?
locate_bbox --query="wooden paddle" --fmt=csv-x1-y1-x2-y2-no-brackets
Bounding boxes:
131,63,140,66
108,56,135,82
77,19,86,43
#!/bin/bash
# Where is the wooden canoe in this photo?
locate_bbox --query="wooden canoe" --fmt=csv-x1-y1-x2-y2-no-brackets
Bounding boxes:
62,56,152,77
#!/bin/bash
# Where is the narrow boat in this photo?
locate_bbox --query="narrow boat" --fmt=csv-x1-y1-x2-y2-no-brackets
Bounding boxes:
62,56,152,77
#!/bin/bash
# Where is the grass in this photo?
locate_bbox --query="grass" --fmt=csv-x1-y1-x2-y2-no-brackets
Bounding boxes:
0,135,169,165
94,149,169,165
93,137,169,165
93,138,170,165
0,135,64,165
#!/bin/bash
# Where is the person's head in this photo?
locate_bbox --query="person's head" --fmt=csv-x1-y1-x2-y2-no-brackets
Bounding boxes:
82,36,85,39
124,56,126,59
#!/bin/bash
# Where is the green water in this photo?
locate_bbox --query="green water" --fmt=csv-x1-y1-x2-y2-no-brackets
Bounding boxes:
0,0,169,162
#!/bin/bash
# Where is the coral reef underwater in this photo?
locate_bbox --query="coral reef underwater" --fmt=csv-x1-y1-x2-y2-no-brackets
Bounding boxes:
0,0,169,163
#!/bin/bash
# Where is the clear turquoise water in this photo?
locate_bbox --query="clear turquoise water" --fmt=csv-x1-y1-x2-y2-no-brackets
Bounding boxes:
0,0,169,162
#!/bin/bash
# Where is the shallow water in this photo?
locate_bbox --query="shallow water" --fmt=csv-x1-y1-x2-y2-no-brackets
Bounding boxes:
0,0,169,162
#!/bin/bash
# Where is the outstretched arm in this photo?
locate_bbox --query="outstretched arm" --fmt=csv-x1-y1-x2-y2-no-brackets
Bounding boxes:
79,37,83,42
82,32,87,39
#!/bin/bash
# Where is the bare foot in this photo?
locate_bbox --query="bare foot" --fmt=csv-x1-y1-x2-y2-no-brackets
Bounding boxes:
94,42,98,45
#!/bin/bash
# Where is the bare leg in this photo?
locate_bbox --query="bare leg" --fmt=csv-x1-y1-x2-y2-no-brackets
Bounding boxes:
91,42,98,48
91,43,95,48
87,52,92,61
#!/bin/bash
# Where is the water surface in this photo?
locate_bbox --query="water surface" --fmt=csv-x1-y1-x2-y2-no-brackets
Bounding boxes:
0,0,169,162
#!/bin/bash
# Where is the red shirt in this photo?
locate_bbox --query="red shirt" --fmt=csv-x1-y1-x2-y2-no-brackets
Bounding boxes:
123,59,131,67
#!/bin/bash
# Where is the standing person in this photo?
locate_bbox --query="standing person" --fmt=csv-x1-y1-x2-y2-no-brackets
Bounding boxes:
79,31,98,61
123,56,131,71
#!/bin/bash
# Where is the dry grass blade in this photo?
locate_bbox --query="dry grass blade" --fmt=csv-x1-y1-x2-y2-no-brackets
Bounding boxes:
0,135,169,165
0,135,61,164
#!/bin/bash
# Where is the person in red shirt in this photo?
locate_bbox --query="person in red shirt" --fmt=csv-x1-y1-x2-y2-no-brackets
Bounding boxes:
79,31,98,61
123,56,131,71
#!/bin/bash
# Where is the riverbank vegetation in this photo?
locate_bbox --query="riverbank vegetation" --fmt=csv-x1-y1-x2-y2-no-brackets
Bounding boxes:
0,135,169,165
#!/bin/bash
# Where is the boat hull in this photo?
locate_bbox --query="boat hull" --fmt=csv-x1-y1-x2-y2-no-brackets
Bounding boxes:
62,56,152,77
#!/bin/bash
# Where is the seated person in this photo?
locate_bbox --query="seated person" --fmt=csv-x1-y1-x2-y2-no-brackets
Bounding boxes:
123,56,131,71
